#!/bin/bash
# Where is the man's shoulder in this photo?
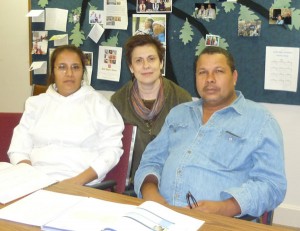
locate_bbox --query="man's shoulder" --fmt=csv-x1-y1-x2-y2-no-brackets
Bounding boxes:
241,97,273,118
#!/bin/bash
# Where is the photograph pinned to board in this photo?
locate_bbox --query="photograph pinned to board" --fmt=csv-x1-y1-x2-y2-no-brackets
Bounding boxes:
83,51,93,85
132,14,167,76
97,46,122,82
32,31,48,55
89,10,104,25
132,14,166,44
194,3,216,20
136,0,172,13
238,20,261,37
269,8,292,25
205,34,220,47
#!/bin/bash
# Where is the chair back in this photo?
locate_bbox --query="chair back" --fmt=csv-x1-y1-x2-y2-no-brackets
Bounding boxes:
257,210,274,225
102,124,136,194
32,84,48,96
0,113,22,162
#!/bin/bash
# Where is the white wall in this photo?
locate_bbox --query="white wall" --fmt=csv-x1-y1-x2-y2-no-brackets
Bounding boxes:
0,0,31,112
0,1,299,228
262,103,300,228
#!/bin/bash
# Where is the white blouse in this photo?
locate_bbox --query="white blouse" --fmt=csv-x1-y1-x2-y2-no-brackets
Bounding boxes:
8,84,124,185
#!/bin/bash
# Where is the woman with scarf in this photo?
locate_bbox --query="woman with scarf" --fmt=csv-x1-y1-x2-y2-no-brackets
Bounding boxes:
111,35,192,195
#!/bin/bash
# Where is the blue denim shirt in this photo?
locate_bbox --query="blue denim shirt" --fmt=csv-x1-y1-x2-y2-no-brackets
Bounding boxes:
134,91,287,217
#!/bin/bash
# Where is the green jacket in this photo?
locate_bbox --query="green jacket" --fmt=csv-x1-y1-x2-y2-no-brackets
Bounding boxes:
111,78,192,182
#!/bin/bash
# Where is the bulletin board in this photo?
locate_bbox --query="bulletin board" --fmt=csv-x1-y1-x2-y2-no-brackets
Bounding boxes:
29,0,300,105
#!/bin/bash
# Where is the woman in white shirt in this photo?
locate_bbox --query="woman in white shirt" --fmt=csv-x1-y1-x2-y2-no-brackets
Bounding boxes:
8,45,124,186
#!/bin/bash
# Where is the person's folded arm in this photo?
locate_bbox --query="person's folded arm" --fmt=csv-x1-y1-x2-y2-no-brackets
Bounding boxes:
61,167,97,185
17,159,32,165
141,174,168,205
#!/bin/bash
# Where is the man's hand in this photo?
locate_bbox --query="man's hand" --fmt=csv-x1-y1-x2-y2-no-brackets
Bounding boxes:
189,198,241,217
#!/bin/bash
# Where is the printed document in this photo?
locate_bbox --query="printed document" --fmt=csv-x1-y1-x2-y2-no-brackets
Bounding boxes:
0,190,205,231
0,163,57,204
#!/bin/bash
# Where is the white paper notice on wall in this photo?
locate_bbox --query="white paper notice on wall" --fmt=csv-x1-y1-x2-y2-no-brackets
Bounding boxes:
88,24,105,43
97,46,122,82
49,34,69,46
29,61,47,75
45,8,68,32
26,10,45,23
264,46,299,92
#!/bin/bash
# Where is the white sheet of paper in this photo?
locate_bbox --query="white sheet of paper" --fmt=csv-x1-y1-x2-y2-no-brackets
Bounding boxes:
88,23,105,43
0,190,82,226
97,46,122,82
0,162,13,171
30,61,47,75
104,0,128,30
42,197,136,231
264,46,299,92
27,10,45,22
0,190,204,231
0,164,57,204
49,34,69,46
45,8,68,32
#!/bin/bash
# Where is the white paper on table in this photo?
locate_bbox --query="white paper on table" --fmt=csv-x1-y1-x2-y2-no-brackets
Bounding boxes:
42,197,136,231
0,163,57,204
0,190,83,227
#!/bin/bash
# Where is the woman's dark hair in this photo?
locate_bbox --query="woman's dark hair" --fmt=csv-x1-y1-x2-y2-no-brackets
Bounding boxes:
125,34,165,66
48,45,86,84
197,46,236,73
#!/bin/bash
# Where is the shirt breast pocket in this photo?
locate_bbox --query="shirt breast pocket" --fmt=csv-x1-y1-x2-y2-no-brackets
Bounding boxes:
209,130,247,170
168,123,190,146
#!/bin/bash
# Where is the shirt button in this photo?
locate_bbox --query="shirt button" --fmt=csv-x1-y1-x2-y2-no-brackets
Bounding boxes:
187,150,191,154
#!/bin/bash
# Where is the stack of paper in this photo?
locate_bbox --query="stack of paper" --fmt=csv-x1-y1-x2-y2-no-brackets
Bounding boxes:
0,162,57,204
0,190,205,231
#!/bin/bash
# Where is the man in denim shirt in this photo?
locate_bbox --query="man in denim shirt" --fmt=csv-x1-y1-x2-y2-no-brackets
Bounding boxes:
134,46,287,218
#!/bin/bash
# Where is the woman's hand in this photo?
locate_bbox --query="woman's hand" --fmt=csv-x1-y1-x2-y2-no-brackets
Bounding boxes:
61,167,98,186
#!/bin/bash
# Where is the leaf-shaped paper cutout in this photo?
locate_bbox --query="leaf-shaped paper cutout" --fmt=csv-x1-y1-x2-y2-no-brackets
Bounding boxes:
271,0,292,9
101,33,119,47
219,37,229,50
287,8,300,30
195,37,206,56
89,5,98,11
69,7,82,24
38,0,48,8
222,2,236,13
239,5,259,21
179,18,194,45
69,23,85,47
